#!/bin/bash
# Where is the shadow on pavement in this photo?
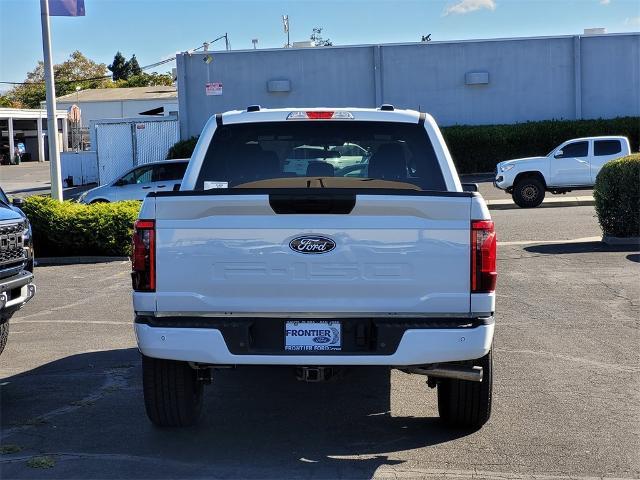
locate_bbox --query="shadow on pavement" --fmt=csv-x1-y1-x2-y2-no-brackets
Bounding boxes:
525,241,640,255
8,184,95,201
7,186,51,194
627,254,640,263
1,348,469,478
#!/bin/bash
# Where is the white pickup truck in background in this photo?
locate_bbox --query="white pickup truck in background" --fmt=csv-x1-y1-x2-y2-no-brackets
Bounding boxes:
132,106,497,429
494,136,631,207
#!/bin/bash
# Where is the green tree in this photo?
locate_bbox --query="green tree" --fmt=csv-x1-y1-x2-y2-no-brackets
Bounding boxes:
108,51,131,81
129,55,142,76
310,27,333,46
4,51,109,108
0,95,20,108
116,72,174,88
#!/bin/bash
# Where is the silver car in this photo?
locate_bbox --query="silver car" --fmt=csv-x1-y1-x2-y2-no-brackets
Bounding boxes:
78,160,189,204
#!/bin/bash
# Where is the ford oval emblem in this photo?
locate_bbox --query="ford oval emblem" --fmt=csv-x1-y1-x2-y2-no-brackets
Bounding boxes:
289,235,336,254
313,336,331,344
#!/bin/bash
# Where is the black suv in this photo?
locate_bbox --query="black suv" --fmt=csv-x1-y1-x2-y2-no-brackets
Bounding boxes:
0,187,35,356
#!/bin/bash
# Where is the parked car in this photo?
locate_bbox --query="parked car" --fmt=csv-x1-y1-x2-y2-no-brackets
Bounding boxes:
494,136,631,207
132,106,497,429
77,160,189,204
0,187,36,356
283,144,367,176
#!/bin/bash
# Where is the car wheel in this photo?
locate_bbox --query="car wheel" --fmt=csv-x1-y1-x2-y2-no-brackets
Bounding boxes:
512,177,545,208
0,314,11,356
437,349,493,429
142,355,204,427
90,199,109,204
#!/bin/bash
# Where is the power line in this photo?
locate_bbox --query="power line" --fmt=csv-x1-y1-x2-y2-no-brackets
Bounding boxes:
0,58,173,86
0,35,229,86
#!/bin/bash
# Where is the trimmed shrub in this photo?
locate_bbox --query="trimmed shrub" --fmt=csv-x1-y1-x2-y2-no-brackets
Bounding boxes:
167,117,639,173
22,196,141,257
594,154,640,238
167,136,198,160
442,116,640,173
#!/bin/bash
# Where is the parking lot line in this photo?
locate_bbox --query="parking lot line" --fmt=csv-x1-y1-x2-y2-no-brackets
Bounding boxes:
498,236,601,246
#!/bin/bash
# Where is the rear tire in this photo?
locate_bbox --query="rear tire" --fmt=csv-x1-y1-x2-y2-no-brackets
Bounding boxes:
437,349,493,429
512,177,545,208
0,315,10,356
142,355,203,427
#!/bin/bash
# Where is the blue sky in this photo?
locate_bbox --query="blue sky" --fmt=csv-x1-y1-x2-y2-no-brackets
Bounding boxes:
1,0,639,88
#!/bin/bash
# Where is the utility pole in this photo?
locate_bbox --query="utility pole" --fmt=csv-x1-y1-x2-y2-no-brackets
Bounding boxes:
225,32,229,51
40,0,63,201
282,15,290,47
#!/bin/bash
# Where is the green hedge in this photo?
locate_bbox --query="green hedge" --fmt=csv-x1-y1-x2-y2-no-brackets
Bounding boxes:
442,116,640,173
594,154,640,238
167,117,639,174
22,196,141,257
167,136,198,160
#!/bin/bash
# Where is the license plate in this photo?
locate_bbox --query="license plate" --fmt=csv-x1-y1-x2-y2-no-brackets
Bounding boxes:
284,321,341,351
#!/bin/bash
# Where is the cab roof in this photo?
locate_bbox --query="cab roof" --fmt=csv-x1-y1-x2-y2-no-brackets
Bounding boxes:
218,107,427,125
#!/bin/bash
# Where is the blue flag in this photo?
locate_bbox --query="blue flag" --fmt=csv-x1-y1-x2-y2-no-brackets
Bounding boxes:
49,0,85,16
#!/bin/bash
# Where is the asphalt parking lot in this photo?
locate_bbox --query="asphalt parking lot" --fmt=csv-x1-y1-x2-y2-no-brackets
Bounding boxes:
1,204,638,479
0,163,91,201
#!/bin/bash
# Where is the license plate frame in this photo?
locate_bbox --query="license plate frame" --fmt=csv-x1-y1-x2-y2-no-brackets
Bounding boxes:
284,320,341,351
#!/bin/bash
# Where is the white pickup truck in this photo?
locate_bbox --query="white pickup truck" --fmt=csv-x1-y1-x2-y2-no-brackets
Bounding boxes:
132,106,497,429
494,136,631,207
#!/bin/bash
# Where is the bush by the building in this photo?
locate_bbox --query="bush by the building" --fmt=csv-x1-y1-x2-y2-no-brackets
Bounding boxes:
167,117,639,174
167,136,198,160
443,116,639,173
22,196,141,257
594,154,640,238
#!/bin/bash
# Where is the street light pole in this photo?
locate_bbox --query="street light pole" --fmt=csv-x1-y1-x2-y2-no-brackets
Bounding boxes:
40,0,63,201
75,85,80,151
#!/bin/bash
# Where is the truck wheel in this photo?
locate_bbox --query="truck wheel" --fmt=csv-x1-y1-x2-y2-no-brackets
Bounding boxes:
512,177,545,208
142,355,203,427
0,316,9,356
437,349,492,429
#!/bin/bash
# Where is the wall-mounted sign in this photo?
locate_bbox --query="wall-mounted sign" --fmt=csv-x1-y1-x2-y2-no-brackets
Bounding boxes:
206,82,223,96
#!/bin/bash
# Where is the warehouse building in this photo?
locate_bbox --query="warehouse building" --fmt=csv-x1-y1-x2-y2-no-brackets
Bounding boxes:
49,85,178,129
176,32,639,140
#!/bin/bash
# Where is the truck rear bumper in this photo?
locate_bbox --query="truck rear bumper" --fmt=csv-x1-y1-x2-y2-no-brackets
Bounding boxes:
134,320,494,366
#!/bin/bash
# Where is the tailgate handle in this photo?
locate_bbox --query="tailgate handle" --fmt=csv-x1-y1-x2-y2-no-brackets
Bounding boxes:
269,194,356,214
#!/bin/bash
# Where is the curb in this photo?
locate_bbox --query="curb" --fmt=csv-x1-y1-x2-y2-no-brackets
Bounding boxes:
35,256,129,266
487,196,595,210
602,235,640,246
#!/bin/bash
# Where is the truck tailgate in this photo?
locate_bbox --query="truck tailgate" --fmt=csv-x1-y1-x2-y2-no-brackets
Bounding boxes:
153,194,472,315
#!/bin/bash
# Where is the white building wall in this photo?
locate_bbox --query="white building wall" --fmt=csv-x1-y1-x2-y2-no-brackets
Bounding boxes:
56,99,178,128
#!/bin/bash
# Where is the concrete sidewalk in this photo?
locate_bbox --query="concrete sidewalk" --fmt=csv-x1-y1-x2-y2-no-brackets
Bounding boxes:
487,195,595,210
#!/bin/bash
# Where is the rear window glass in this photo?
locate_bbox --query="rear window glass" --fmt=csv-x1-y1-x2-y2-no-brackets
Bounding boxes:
153,162,187,181
594,140,622,156
195,121,446,191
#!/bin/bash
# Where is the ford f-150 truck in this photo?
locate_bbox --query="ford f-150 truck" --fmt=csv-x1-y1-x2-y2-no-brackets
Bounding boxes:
132,106,497,429
494,136,631,208
0,187,36,356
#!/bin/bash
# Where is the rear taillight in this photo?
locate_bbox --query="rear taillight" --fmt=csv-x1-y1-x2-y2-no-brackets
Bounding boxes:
132,219,155,292
471,220,497,293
